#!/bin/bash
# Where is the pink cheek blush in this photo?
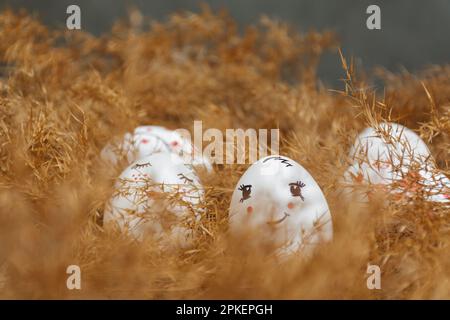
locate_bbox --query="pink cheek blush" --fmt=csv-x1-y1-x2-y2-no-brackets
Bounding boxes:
247,206,253,214
141,138,149,144
287,202,295,210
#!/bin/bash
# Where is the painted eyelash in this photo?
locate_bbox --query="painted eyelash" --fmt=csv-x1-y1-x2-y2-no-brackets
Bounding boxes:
177,173,194,184
238,184,252,191
132,162,152,169
238,184,252,203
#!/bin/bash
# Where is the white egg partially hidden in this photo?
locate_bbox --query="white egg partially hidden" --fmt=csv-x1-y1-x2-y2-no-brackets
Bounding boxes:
103,153,204,249
229,155,333,256
101,125,212,172
343,122,449,204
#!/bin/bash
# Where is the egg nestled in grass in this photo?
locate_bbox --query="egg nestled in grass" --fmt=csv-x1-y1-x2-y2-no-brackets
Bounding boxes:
103,153,205,249
229,155,333,256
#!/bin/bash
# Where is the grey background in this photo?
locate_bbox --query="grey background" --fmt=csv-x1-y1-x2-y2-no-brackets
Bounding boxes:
2,0,450,87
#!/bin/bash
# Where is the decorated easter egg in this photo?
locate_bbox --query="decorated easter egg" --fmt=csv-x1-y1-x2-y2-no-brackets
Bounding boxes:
103,153,204,248
343,122,449,203
101,125,212,172
229,155,333,256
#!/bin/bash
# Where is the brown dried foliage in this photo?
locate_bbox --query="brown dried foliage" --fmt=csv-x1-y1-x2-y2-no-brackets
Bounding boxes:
0,7,448,299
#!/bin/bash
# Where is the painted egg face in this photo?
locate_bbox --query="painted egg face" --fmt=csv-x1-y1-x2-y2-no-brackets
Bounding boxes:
343,122,449,203
101,125,212,172
229,155,333,256
103,153,204,248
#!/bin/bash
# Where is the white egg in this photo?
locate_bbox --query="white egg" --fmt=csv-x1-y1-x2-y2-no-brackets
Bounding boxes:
100,132,135,165
419,170,450,203
101,125,212,172
229,155,333,256
103,153,204,249
343,122,449,204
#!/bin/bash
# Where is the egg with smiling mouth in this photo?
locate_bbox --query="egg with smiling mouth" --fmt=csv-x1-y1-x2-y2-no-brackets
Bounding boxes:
229,155,333,256
103,153,204,249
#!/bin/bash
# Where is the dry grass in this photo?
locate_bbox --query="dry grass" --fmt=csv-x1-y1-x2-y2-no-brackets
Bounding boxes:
0,7,449,299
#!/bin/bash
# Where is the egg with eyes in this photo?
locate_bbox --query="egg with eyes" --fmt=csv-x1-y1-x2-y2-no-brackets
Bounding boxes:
103,153,204,249
229,155,333,256
343,122,449,204
101,125,212,172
